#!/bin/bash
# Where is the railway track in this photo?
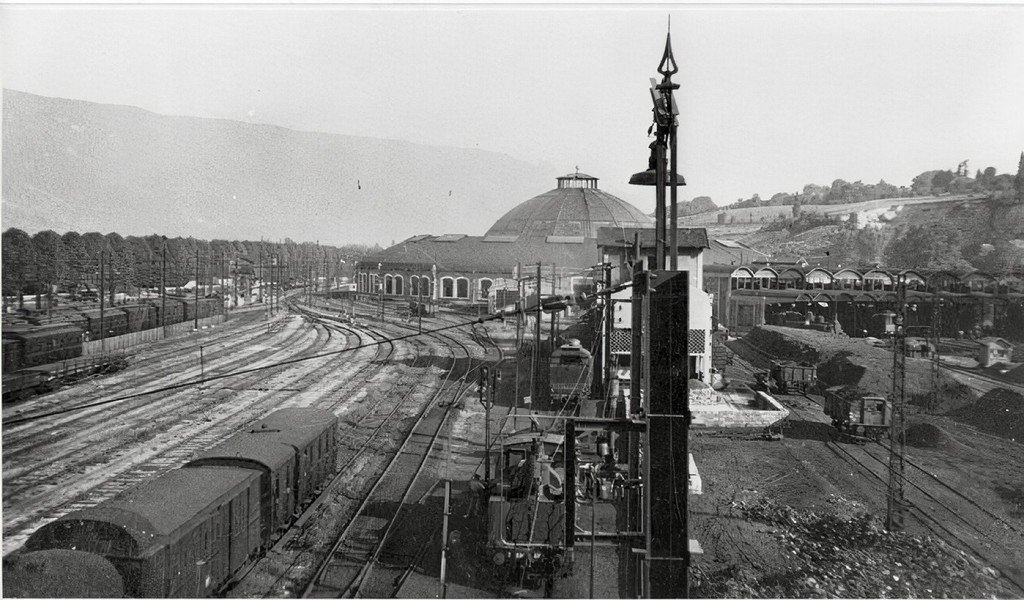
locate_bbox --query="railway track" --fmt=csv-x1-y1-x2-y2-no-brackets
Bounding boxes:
227,299,503,597
728,338,1024,595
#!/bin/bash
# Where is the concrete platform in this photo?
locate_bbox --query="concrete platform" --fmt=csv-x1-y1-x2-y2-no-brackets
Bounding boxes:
691,387,790,429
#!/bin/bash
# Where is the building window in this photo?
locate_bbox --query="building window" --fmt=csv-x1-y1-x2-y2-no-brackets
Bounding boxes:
394,275,404,296
410,275,418,295
478,278,493,299
442,277,455,298
385,275,394,295
420,277,431,297
456,277,470,299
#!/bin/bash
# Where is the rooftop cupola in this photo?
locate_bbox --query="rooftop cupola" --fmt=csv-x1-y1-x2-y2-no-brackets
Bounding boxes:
557,169,598,189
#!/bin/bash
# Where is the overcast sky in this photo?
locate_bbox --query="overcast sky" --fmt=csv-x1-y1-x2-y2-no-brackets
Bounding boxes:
3,3,1023,216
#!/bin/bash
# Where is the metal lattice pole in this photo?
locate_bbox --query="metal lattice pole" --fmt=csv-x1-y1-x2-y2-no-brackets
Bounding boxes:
886,276,908,530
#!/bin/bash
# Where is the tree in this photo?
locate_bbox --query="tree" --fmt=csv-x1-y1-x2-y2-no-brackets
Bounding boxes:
884,224,972,272
1015,152,1024,203
3,228,38,300
32,230,68,297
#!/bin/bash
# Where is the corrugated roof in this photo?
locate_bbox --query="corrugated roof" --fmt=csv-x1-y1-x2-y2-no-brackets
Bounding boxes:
595,227,710,249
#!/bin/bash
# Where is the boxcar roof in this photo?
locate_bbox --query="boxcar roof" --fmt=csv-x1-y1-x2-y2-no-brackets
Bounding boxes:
190,432,295,470
252,408,338,446
81,466,257,541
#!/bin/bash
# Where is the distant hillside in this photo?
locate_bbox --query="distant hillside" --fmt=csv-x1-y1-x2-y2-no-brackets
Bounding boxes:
1,90,556,245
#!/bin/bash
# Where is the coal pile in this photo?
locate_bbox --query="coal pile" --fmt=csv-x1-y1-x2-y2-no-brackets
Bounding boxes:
691,498,1010,598
948,388,1024,442
901,422,957,449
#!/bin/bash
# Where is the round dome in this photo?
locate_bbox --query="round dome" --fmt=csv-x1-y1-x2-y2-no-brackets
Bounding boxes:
485,174,653,240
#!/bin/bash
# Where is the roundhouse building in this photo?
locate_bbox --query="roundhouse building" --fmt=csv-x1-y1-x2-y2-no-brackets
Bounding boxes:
355,172,653,307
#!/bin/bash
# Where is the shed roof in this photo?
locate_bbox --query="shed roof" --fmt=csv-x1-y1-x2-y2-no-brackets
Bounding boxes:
362,235,602,273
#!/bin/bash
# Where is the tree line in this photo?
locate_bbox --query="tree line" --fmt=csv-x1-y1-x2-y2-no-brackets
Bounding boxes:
703,156,1024,211
2,229,381,300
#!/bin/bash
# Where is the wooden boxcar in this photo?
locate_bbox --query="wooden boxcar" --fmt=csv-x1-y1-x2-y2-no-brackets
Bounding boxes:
769,360,817,394
26,466,263,597
186,435,301,545
186,408,338,543
2,323,84,369
251,408,339,500
823,386,891,440
79,308,129,339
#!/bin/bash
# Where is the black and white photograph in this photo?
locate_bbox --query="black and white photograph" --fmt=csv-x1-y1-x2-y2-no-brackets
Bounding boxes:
2,2,1023,598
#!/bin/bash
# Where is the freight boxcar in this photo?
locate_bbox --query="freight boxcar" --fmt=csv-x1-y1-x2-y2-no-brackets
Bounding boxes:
25,466,263,598
186,433,303,544
251,408,339,500
121,304,158,333
2,323,84,369
823,385,891,441
185,408,338,542
79,308,129,339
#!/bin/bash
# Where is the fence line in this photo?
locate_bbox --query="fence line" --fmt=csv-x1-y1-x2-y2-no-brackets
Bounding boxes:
82,315,226,356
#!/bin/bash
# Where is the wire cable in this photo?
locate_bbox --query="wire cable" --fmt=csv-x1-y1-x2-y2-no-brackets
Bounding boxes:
4,310,510,426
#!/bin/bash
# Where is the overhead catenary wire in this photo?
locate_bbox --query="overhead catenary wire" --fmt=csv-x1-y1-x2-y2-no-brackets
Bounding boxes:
4,307,537,426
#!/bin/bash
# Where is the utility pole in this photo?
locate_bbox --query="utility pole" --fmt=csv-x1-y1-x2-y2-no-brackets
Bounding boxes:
194,246,200,330
549,262,557,349
931,298,943,413
887,275,908,530
161,238,167,330
532,262,543,405
99,251,105,351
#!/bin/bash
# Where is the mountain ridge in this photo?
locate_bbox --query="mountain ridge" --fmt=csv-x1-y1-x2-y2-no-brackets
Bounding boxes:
1,89,558,245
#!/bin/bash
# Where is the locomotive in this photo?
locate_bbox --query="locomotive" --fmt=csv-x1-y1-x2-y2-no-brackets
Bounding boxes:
823,385,892,441
9,407,339,598
548,339,592,412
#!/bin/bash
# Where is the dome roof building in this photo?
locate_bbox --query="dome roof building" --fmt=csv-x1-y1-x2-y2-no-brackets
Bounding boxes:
354,173,665,308
484,172,652,241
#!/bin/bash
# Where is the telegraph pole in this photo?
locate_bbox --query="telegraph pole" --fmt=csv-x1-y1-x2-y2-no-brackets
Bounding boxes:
532,262,543,405
99,251,105,351
887,275,908,530
161,238,167,330
194,246,200,330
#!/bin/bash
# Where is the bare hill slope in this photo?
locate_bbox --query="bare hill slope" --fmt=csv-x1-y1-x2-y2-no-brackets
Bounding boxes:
2,89,556,244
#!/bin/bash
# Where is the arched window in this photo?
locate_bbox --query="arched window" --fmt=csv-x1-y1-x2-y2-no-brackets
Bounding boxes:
394,275,404,296
410,275,419,295
420,277,431,297
456,277,470,299
385,275,394,295
731,267,754,290
478,278,493,299
442,277,455,298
